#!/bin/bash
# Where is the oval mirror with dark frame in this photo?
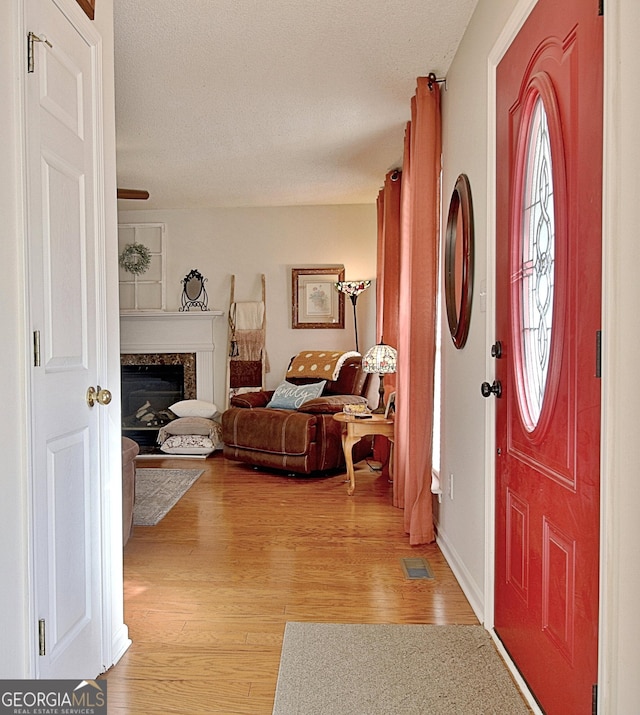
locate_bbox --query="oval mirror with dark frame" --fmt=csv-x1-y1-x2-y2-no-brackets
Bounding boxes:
444,173,474,349
186,275,203,302
180,269,209,312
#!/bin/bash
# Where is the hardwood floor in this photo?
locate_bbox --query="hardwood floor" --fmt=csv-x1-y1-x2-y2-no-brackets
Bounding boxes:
102,453,478,714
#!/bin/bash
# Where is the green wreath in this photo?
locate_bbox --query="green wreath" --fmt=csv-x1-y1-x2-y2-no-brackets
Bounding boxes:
119,242,151,275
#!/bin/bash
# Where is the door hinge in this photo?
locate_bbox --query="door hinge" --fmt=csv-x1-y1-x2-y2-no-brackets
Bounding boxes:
592,683,598,714
595,330,602,378
38,619,46,656
598,0,604,16
27,31,52,74
33,330,41,367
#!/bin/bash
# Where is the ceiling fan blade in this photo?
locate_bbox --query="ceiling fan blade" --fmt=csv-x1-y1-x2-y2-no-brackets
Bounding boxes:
117,188,149,200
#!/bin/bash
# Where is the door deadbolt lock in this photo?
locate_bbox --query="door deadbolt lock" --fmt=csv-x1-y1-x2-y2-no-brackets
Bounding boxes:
481,380,502,399
86,385,112,407
491,341,503,359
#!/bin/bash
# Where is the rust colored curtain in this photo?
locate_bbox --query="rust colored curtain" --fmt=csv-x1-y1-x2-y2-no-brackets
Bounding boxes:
373,170,402,470
376,170,402,359
382,78,441,545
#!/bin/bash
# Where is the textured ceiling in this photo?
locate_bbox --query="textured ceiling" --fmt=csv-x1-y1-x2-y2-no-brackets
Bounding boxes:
114,0,478,209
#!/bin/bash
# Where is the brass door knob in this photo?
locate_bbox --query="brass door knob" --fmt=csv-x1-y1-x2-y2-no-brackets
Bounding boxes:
86,385,112,407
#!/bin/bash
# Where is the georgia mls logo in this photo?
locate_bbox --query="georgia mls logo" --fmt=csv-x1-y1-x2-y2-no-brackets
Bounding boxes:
0,679,107,715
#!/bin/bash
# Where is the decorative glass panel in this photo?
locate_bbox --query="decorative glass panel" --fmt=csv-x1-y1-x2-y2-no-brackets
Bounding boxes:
519,96,555,429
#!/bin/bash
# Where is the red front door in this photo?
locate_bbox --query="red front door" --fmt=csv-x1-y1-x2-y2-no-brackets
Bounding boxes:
494,1,603,712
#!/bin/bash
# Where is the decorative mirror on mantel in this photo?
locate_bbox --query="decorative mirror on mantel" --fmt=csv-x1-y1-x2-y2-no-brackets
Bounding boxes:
444,174,474,349
180,269,209,312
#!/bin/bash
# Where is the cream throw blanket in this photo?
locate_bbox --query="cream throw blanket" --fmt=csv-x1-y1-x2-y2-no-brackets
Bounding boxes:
229,301,269,371
233,301,264,330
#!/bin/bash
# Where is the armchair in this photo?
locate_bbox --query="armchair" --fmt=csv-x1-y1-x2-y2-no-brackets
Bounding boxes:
222,354,371,475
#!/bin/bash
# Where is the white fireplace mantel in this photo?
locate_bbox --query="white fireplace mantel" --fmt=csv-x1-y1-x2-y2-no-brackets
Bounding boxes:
120,310,224,403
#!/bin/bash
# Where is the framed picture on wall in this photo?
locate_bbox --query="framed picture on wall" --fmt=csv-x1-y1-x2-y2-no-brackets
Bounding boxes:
292,265,345,329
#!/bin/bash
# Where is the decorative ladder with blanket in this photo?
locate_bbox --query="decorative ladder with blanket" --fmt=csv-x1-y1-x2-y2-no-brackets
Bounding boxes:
225,274,268,408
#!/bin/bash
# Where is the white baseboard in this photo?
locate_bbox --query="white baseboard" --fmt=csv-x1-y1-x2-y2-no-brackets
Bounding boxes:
436,526,485,622
105,624,131,671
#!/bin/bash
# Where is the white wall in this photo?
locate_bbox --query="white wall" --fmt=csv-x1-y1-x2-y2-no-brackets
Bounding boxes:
437,0,522,617
117,205,378,404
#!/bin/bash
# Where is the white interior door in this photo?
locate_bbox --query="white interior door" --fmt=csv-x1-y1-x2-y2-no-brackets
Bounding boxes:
26,0,108,678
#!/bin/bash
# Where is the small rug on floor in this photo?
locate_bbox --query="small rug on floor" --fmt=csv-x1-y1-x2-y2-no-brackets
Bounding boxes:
133,468,203,526
272,623,530,715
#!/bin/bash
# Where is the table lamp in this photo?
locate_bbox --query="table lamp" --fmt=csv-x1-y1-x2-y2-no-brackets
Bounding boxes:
362,342,397,413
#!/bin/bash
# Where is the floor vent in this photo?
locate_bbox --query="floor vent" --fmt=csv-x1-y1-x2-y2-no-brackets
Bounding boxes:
401,557,434,580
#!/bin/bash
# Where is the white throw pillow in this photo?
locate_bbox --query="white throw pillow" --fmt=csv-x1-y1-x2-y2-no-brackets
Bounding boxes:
169,399,218,419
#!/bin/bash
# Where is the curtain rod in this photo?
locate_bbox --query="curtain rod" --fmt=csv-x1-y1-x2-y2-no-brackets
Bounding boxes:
427,72,447,91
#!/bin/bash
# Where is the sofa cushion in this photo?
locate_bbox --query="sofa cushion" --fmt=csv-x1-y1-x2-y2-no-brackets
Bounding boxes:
230,390,273,409
298,394,368,414
266,380,326,410
223,408,317,455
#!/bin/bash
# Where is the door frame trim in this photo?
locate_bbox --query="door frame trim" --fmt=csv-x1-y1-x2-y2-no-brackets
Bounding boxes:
483,1,551,713
598,2,640,713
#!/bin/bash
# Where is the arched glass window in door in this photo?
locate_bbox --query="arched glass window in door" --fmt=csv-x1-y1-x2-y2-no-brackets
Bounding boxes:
517,94,555,430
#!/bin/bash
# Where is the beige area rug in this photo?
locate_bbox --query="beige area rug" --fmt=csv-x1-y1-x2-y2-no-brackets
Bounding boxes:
272,623,531,715
133,468,203,526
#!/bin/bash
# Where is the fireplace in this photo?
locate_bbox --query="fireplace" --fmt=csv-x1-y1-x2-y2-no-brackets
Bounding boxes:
121,353,196,448
119,310,222,451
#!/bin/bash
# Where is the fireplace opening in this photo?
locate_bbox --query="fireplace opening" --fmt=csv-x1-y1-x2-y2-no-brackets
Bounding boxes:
121,353,196,449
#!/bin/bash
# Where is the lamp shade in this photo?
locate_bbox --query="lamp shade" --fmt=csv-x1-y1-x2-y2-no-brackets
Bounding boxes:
334,280,371,353
362,343,397,374
334,280,371,298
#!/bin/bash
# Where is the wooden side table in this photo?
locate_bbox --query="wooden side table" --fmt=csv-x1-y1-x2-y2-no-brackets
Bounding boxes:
333,412,395,495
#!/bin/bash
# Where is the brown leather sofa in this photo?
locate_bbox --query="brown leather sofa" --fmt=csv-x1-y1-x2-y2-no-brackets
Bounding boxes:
222,355,372,475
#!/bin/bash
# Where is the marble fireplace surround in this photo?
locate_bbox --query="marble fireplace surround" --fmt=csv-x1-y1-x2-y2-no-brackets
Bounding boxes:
120,311,223,403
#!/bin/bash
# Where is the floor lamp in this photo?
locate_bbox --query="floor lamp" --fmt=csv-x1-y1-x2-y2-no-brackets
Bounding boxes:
334,280,371,353
362,342,397,413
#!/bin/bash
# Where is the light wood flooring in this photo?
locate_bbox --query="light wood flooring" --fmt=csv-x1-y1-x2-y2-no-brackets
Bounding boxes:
102,453,478,714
